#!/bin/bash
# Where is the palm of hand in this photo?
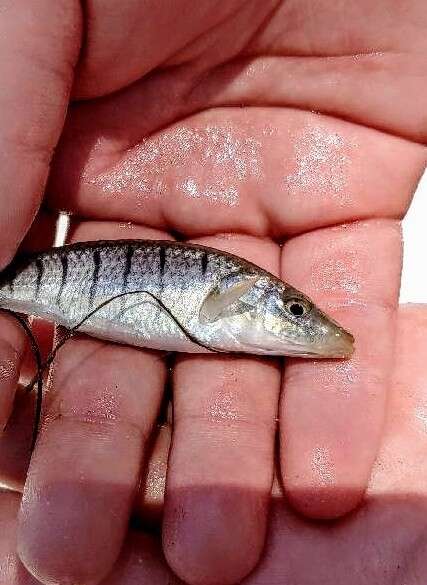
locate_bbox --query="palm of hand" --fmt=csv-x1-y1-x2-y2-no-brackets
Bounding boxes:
0,2,426,585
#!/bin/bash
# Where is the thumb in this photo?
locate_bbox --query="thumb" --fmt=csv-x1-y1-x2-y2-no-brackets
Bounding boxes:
0,0,81,269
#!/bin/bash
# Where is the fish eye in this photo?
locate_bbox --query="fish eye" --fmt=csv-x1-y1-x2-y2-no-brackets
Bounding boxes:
284,298,311,318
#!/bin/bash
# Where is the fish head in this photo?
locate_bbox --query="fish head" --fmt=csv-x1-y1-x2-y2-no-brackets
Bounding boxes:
201,273,354,358
253,283,355,357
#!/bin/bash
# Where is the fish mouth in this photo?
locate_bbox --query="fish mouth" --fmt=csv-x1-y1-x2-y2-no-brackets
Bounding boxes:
275,327,355,359
311,328,355,359
232,321,355,358
243,329,355,358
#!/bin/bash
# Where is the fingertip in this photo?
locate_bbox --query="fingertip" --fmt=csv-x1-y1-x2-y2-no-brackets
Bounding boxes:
17,473,130,585
17,337,166,585
0,490,41,585
280,220,400,521
283,485,364,520
163,488,267,585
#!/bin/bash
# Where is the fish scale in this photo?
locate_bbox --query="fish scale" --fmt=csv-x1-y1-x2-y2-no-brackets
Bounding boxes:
0,240,354,357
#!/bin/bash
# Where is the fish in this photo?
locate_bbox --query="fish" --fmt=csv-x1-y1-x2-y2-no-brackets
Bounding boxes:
0,240,354,358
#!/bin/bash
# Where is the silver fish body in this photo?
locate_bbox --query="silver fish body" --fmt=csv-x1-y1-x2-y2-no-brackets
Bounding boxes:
0,240,354,357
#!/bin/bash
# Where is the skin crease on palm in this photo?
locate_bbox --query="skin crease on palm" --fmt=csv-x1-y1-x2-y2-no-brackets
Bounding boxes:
0,1,426,585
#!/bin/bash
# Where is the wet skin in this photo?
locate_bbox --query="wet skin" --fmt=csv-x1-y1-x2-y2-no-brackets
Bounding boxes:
0,1,426,584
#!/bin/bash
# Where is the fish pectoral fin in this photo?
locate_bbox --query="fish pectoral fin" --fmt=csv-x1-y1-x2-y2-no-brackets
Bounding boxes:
199,275,259,323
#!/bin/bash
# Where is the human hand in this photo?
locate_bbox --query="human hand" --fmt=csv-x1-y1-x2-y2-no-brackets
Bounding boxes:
0,1,426,584
3,305,427,585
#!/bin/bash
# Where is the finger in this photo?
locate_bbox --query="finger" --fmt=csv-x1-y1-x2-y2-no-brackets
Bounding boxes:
368,303,427,583
18,337,166,585
1,487,180,585
0,392,172,523
0,490,39,585
245,304,427,585
17,220,170,585
0,0,80,440
280,219,402,518
12,218,171,493
0,386,33,491
0,314,27,431
0,0,80,269
370,304,427,496
163,235,281,585
0,222,55,489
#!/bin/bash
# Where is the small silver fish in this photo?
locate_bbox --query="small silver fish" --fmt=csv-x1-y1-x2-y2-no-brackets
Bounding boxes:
0,240,354,358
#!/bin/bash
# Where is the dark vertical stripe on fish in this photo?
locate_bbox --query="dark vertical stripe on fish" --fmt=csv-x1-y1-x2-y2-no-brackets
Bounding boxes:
89,249,101,308
201,250,208,275
0,262,17,296
159,245,166,292
8,280,14,295
35,259,44,299
57,254,68,306
121,244,134,314
123,244,134,293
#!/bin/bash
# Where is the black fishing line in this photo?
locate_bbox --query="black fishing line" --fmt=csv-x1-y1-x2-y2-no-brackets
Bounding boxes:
5,291,222,448
25,288,221,395
8,290,222,446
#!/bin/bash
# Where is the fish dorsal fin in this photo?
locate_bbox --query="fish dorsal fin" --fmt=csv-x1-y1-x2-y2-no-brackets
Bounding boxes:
200,274,260,323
